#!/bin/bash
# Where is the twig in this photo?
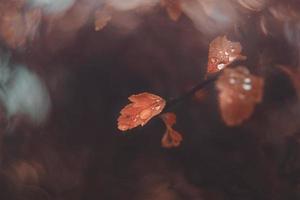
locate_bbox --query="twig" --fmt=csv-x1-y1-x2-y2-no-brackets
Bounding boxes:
163,72,220,112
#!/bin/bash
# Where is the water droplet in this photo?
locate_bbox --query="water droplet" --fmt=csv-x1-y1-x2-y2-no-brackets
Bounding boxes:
244,78,251,83
140,109,151,119
243,83,252,91
154,105,161,111
217,63,225,70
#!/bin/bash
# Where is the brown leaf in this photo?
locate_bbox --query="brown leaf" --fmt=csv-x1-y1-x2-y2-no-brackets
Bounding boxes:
161,0,182,21
207,36,246,74
118,92,166,131
278,65,300,98
161,112,183,148
161,112,177,127
161,128,183,148
94,6,112,31
216,66,264,126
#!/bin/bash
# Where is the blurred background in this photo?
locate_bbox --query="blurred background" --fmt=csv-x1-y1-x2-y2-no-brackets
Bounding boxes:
0,0,300,199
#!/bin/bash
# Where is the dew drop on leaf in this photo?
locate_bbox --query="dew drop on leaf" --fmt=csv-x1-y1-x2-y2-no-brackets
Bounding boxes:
216,66,264,126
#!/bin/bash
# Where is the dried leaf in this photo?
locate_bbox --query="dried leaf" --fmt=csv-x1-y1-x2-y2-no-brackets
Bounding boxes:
161,0,182,21
207,36,246,74
216,66,264,126
161,112,177,127
161,128,183,148
278,65,300,98
161,112,183,148
94,6,112,31
118,92,166,131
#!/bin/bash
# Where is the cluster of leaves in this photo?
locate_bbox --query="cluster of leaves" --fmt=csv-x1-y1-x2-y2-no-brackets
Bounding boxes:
117,36,265,148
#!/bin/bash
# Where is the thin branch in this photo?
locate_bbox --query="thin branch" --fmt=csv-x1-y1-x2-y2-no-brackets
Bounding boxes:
163,73,220,112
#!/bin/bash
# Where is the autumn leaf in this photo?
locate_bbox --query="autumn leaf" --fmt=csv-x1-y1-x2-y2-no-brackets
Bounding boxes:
160,112,183,148
207,36,246,74
161,112,176,127
160,0,182,21
278,65,300,98
216,66,264,126
94,6,112,31
118,92,166,131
